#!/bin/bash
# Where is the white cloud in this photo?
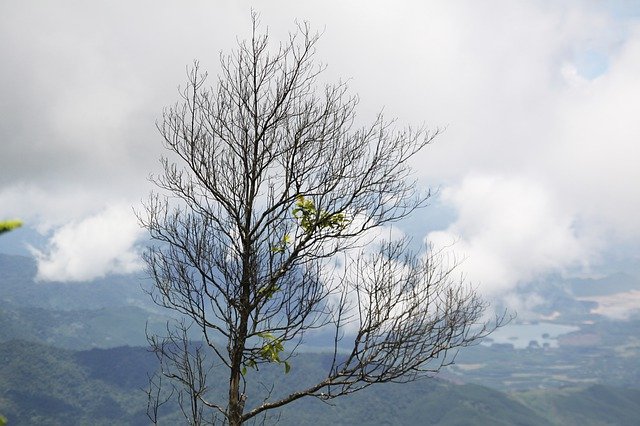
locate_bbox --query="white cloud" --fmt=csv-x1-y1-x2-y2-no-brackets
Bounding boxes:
427,175,591,296
1,0,639,289
549,22,640,239
578,290,640,320
399,2,640,305
31,205,144,282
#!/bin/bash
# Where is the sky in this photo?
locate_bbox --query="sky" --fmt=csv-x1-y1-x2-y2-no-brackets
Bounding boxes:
1,1,639,308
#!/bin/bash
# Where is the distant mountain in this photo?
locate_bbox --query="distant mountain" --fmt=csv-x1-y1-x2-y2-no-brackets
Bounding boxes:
1,340,638,425
513,385,640,426
0,253,173,350
277,379,553,426
0,341,151,425
568,272,640,297
0,253,153,312
0,304,170,350
2,253,640,424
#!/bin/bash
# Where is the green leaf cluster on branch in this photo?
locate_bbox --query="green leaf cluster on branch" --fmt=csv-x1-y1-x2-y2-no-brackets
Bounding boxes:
292,195,348,235
271,196,348,254
0,220,22,235
242,332,290,376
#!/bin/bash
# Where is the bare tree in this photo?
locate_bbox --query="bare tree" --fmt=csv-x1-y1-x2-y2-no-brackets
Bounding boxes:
140,14,501,426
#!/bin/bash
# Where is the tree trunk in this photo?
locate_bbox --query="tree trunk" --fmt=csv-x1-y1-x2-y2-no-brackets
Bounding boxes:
229,234,252,426
228,324,247,426
228,366,243,425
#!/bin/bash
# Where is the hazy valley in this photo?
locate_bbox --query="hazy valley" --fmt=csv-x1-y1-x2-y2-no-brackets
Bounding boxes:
0,253,638,424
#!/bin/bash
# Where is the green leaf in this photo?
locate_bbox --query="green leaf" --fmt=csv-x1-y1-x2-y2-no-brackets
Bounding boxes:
292,196,349,235
284,361,291,374
257,332,275,340
258,284,281,299
0,220,22,235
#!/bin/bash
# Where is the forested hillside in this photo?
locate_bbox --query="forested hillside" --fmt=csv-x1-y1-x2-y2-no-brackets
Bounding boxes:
1,253,639,424
2,341,638,425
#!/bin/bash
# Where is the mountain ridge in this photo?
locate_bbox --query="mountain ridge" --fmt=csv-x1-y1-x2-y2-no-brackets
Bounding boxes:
4,340,638,425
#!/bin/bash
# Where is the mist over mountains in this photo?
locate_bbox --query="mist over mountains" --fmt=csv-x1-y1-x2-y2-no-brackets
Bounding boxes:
0,252,639,424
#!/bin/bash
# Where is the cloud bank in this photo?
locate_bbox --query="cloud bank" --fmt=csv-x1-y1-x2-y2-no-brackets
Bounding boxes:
31,205,144,281
0,1,638,290
427,175,591,297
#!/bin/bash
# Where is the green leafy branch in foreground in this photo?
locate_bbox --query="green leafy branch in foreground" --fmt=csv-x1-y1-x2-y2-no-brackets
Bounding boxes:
0,220,22,235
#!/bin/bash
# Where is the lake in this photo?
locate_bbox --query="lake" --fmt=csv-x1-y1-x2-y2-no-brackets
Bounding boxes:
483,322,580,349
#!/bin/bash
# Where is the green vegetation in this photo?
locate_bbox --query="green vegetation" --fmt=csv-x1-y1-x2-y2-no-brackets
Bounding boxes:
1,247,639,424
0,254,156,311
0,341,152,425
0,305,170,350
0,340,638,425
0,220,22,235
513,385,640,426
445,319,640,391
292,195,348,235
276,380,554,426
